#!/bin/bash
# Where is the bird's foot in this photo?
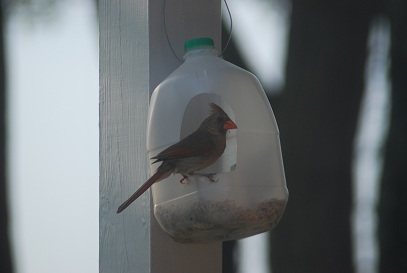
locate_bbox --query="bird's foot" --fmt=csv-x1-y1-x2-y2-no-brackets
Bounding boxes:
189,172,218,183
179,175,189,184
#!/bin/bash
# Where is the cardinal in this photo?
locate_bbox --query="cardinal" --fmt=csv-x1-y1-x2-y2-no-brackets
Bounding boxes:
116,103,237,213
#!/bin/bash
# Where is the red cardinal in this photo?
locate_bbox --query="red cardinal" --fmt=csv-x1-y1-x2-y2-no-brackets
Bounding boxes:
116,103,237,213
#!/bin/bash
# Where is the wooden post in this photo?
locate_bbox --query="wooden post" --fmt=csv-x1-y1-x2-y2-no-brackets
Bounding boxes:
99,1,222,272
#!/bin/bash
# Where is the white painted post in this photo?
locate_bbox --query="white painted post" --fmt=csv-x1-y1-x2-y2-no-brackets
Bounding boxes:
99,1,222,272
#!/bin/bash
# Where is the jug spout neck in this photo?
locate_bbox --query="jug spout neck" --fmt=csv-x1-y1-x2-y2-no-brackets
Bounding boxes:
183,48,219,61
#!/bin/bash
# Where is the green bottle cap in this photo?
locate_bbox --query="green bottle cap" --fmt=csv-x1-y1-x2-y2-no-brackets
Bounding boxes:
184,37,215,53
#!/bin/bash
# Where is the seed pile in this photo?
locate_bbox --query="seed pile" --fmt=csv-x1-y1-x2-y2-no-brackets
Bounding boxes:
155,198,287,243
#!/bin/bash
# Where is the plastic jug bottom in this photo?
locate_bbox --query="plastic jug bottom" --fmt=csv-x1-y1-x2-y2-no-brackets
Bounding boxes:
154,197,287,243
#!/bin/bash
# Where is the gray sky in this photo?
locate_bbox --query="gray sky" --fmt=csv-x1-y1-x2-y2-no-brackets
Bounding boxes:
7,1,98,272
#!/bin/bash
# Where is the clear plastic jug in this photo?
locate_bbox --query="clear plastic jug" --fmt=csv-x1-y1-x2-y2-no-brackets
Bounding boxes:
147,38,288,243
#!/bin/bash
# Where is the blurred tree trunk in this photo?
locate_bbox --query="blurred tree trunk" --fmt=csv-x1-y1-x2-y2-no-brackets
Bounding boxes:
222,240,237,273
0,2,13,273
378,1,407,272
269,2,375,272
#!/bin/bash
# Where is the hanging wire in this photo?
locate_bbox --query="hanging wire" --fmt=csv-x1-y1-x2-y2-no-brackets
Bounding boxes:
221,0,233,57
163,0,183,62
163,0,233,62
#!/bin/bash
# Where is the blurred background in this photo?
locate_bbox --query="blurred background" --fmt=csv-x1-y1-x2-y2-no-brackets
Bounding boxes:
1,0,406,272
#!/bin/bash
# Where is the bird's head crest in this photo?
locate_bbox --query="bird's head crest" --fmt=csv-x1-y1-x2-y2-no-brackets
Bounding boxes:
209,103,228,116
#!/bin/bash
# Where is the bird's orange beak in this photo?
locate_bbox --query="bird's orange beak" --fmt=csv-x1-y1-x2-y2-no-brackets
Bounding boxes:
224,120,237,130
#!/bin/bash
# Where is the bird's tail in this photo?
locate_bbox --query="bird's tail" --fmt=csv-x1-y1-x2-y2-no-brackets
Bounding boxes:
116,165,172,213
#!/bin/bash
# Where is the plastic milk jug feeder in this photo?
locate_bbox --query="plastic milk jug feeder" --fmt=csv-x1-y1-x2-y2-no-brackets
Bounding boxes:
147,38,288,243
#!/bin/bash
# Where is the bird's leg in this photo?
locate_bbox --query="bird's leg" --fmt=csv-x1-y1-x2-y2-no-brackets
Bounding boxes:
189,172,218,183
179,175,189,184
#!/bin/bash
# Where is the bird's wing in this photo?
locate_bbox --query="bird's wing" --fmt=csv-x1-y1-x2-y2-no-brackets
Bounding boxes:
151,130,216,162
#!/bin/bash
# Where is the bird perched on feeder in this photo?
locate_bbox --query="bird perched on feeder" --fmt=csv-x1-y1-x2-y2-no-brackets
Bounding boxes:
117,103,237,213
